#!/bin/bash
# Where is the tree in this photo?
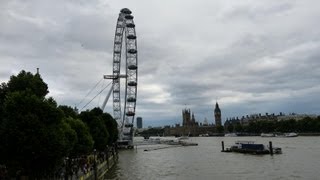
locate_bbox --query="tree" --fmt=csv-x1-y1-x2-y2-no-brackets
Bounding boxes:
0,83,8,125
65,117,94,157
234,123,243,133
6,70,48,98
0,71,76,177
59,105,78,119
216,125,224,133
227,124,234,133
101,113,118,144
246,121,259,133
79,108,116,151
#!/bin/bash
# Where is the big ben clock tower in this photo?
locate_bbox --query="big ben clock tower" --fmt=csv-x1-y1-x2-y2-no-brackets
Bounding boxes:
214,102,222,126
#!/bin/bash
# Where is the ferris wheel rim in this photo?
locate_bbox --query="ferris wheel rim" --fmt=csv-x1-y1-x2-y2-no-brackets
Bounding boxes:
112,8,138,139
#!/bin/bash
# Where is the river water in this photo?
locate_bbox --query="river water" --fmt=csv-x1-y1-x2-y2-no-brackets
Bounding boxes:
105,136,320,180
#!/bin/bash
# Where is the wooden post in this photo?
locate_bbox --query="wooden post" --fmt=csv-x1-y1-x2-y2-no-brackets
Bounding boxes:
221,141,225,152
269,141,273,155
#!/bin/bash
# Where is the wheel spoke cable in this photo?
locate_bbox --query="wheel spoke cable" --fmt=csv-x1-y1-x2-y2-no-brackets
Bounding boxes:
80,81,112,111
76,77,103,107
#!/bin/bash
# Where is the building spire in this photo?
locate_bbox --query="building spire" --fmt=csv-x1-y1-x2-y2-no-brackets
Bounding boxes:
214,101,222,126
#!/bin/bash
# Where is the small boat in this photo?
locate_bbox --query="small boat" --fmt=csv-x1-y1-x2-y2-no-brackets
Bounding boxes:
223,141,282,155
284,132,298,137
224,133,238,137
178,136,189,140
199,133,209,137
275,132,298,137
179,141,198,146
261,133,275,137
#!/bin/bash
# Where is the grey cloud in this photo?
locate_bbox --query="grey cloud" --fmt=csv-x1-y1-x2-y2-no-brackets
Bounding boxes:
1,0,320,127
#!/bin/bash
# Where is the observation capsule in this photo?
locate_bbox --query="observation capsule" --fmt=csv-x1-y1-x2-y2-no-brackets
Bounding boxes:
126,111,135,116
127,35,136,40
128,49,137,54
125,15,134,20
121,8,132,14
125,123,134,128
128,81,137,86
123,132,131,136
127,97,136,102
126,23,135,28
128,65,137,70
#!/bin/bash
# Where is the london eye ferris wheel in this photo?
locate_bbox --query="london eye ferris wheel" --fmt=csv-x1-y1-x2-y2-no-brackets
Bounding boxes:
102,8,138,146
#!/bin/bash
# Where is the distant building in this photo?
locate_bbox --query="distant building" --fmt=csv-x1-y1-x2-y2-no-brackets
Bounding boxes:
224,112,318,128
277,113,317,121
203,118,209,126
214,102,222,126
182,109,198,127
136,117,143,129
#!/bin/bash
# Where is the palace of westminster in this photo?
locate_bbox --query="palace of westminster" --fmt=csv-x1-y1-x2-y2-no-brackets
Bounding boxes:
164,102,222,136
164,101,314,136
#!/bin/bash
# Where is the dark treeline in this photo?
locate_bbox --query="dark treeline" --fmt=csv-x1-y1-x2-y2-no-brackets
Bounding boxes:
139,128,164,137
226,117,320,134
0,70,118,178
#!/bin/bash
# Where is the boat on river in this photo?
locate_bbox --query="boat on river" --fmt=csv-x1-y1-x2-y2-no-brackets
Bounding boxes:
276,132,298,137
261,133,275,137
284,132,298,137
223,141,282,155
224,133,238,137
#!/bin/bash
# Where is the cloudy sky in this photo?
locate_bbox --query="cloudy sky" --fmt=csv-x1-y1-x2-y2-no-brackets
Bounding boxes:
1,0,320,127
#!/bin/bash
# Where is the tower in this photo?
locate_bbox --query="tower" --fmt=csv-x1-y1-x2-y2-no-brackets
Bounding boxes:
136,117,142,129
182,109,191,127
214,102,222,126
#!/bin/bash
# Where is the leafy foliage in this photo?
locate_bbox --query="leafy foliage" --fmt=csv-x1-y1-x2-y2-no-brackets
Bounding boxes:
65,117,94,157
227,117,320,133
79,107,118,150
0,90,76,177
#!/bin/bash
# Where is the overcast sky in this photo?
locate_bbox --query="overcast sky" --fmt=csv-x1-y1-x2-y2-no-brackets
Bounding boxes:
1,0,320,127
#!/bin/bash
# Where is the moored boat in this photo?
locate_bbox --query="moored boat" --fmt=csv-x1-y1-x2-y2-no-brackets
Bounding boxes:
224,133,238,137
199,133,209,137
275,132,299,137
284,132,298,137
222,141,282,155
261,133,275,137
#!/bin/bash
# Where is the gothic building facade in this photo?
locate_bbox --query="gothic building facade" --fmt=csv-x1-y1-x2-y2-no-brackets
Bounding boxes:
182,109,199,127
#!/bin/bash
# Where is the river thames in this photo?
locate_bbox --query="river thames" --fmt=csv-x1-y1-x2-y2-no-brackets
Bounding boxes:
105,136,320,180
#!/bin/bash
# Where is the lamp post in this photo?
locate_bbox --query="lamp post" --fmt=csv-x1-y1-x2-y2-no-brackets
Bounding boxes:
106,145,109,168
93,149,97,180
64,157,69,180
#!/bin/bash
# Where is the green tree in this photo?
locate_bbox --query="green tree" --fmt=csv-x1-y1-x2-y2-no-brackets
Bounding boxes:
65,117,94,157
59,105,78,119
234,123,243,132
101,113,118,144
276,119,296,132
227,124,234,133
0,83,8,125
0,71,76,177
216,125,224,133
246,121,259,133
79,108,117,150
6,70,48,98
